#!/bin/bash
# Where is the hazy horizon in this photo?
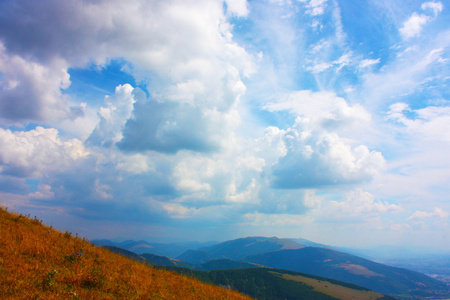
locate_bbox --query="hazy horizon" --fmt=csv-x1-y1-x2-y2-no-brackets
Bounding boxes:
0,0,449,252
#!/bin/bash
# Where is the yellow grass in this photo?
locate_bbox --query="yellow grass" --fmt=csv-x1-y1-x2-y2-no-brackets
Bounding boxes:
275,272,386,300
0,207,252,300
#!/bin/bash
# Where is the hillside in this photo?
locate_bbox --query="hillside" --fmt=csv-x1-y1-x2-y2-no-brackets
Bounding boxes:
105,246,396,300
167,267,396,300
245,247,450,299
103,247,263,271
0,207,251,300
173,236,450,299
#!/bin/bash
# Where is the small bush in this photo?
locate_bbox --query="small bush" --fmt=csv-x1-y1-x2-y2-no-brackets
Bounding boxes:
42,269,57,289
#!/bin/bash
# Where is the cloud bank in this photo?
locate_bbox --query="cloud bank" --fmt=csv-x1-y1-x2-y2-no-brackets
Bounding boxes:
0,0,448,250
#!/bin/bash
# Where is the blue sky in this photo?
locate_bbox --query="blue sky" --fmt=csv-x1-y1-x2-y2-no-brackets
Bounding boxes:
0,0,449,250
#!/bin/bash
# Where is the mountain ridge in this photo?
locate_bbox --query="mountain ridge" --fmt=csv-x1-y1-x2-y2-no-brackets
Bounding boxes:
94,236,450,299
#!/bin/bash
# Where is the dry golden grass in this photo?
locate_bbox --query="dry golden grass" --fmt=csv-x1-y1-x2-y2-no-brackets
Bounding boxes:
277,272,385,300
0,207,252,300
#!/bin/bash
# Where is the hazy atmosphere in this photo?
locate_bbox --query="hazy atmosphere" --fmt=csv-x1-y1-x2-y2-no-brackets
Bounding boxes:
0,0,449,251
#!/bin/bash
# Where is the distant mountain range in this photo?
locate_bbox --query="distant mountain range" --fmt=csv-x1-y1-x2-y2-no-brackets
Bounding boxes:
98,236,450,299
177,236,304,263
245,246,448,298
92,239,217,257
103,246,395,300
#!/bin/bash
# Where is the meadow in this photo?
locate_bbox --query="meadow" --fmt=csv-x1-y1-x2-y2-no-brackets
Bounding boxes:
0,207,251,300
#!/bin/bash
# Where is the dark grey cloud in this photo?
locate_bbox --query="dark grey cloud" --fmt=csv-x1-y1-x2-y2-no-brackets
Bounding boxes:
271,151,351,189
38,153,179,224
0,175,28,194
0,0,105,65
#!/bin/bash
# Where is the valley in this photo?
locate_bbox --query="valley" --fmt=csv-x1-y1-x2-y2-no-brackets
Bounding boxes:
98,236,450,300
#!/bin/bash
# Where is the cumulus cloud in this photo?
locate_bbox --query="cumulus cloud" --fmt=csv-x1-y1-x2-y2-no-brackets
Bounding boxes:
0,45,71,122
28,184,55,200
264,90,384,189
118,97,241,154
408,207,448,220
0,0,254,143
0,127,88,178
171,147,264,207
3,0,448,249
400,1,443,38
0,0,260,233
400,13,429,38
265,90,370,130
87,84,137,148
270,123,386,188
115,153,153,175
323,189,401,219
225,0,249,17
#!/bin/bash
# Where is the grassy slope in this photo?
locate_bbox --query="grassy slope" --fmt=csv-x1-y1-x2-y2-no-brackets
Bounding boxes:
245,247,450,298
166,267,395,300
277,272,387,300
0,207,251,300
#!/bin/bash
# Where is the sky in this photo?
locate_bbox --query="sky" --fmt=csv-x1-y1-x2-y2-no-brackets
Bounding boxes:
0,0,449,251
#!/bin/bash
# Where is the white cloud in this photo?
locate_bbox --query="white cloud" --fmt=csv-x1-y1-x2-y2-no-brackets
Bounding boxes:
334,53,352,71
400,2,443,38
159,200,236,221
87,84,137,147
171,140,266,207
323,189,401,219
425,47,448,64
270,125,386,188
225,0,249,17
359,58,381,69
116,153,153,174
306,53,353,74
400,13,429,38
0,44,71,122
226,178,260,204
173,158,213,194
0,0,448,250
307,62,333,73
299,0,328,16
0,126,88,178
265,91,384,189
421,1,443,16
28,184,55,200
243,212,314,227
265,90,371,131
388,103,450,143
360,43,450,108
0,0,254,156
408,207,448,220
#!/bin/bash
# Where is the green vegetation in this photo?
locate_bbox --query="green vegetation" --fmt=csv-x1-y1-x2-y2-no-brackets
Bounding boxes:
245,247,450,299
164,267,396,300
